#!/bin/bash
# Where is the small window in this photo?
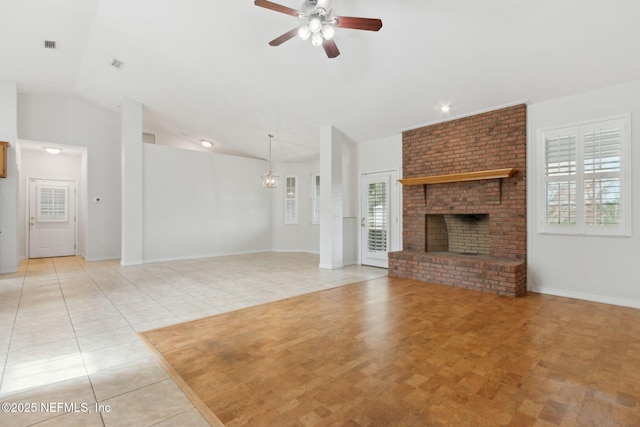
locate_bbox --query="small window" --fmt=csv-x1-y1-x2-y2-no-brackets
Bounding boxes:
539,115,630,236
311,174,320,224
37,185,68,222
285,176,298,224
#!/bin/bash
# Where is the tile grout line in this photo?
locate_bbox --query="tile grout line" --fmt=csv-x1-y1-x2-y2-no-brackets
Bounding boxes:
56,258,112,427
0,261,28,395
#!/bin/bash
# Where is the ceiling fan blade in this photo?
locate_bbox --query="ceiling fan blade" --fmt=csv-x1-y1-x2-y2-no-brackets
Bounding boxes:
254,0,302,18
334,16,383,31
269,27,302,46
322,39,340,58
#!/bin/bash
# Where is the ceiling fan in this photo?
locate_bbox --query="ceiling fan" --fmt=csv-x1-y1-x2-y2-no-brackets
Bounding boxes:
254,0,383,59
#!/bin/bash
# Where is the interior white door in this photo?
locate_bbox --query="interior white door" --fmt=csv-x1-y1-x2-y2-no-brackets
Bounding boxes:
361,171,398,268
29,179,76,258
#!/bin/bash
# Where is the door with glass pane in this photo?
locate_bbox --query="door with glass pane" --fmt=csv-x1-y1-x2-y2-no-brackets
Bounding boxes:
361,171,398,268
29,179,77,258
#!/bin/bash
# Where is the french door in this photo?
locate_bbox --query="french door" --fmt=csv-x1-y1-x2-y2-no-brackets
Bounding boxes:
360,171,399,268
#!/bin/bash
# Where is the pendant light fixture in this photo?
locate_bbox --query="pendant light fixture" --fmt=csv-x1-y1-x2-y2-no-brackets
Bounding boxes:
262,134,279,188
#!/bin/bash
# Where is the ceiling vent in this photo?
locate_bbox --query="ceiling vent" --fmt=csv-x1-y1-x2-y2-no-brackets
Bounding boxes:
110,57,125,70
142,132,156,144
44,40,57,49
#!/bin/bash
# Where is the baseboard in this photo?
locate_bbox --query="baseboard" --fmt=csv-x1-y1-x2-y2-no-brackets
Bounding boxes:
530,286,640,309
142,249,272,264
84,255,120,262
273,250,320,255
319,263,345,270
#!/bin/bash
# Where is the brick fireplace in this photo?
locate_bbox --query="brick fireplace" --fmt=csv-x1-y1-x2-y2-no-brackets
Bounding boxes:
388,104,527,296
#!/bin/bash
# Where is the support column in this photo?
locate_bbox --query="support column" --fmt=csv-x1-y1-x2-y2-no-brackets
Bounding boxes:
319,125,343,269
0,82,18,273
121,98,143,265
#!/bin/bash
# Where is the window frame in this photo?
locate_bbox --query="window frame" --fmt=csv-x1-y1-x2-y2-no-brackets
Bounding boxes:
311,173,320,225
538,114,631,237
284,175,298,225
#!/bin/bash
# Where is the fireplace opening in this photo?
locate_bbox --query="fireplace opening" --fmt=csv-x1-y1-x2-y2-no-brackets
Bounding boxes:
426,214,490,256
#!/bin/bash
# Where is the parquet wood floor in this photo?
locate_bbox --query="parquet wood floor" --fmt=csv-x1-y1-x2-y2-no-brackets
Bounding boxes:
141,277,640,426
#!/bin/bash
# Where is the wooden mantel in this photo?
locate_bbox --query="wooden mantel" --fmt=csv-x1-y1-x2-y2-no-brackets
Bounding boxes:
398,168,517,186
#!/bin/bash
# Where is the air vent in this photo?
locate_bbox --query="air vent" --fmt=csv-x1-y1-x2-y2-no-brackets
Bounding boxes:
44,40,57,49
142,132,156,144
110,57,125,70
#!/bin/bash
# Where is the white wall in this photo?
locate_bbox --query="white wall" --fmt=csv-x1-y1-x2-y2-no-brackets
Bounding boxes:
0,82,18,273
358,135,402,175
142,144,272,262
18,148,83,259
528,80,640,308
17,94,121,261
272,160,320,254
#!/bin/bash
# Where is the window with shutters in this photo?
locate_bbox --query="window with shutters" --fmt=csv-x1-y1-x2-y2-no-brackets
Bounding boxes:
311,174,320,224
284,176,298,224
540,115,630,236
37,185,68,222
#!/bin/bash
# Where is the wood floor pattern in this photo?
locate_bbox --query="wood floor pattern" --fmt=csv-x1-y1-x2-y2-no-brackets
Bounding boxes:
142,277,640,426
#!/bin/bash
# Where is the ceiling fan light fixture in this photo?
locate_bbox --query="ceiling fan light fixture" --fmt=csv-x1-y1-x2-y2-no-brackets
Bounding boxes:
321,24,335,40
262,171,279,188
298,26,311,40
309,17,322,33
311,32,324,46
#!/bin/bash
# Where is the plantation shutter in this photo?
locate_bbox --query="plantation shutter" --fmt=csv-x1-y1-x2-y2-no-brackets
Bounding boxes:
540,115,628,236
367,181,388,252
583,119,623,226
544,128,578,226
285,176,298,224
37,185,68,222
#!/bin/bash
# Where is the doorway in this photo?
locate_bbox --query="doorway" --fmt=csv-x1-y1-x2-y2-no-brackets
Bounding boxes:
28,179,77,258
360,170,400,268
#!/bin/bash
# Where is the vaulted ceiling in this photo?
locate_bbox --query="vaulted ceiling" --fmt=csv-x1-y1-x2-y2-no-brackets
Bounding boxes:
2,0,639,161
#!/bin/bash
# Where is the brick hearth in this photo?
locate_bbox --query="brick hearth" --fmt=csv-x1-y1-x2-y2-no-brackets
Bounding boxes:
389,104,527,297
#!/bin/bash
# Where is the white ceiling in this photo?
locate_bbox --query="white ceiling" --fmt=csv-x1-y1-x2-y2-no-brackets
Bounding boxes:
2,0,640,161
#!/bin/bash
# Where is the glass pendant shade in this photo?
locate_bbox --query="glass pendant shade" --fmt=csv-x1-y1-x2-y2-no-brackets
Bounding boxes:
311,32,323,46
321,24,335,40
262,134,278,188
298,26,311,40
309,18,322,33
262,171,279,188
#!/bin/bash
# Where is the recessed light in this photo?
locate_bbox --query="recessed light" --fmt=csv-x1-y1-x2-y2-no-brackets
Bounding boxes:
201,140,213,148
440,105,451,113
45,147,61,154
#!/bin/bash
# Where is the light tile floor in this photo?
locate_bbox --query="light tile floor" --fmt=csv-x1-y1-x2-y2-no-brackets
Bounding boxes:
0,253,387,426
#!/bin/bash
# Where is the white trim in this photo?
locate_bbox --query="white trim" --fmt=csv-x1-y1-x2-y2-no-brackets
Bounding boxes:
274,249,320,255
530,286,640,310
319,262,345,269
400,100,530,132
83,255,121,262
141,249,273,264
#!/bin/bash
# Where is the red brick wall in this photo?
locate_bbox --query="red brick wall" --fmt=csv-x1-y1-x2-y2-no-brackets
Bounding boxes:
390,104,527,296
402,104,527,260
